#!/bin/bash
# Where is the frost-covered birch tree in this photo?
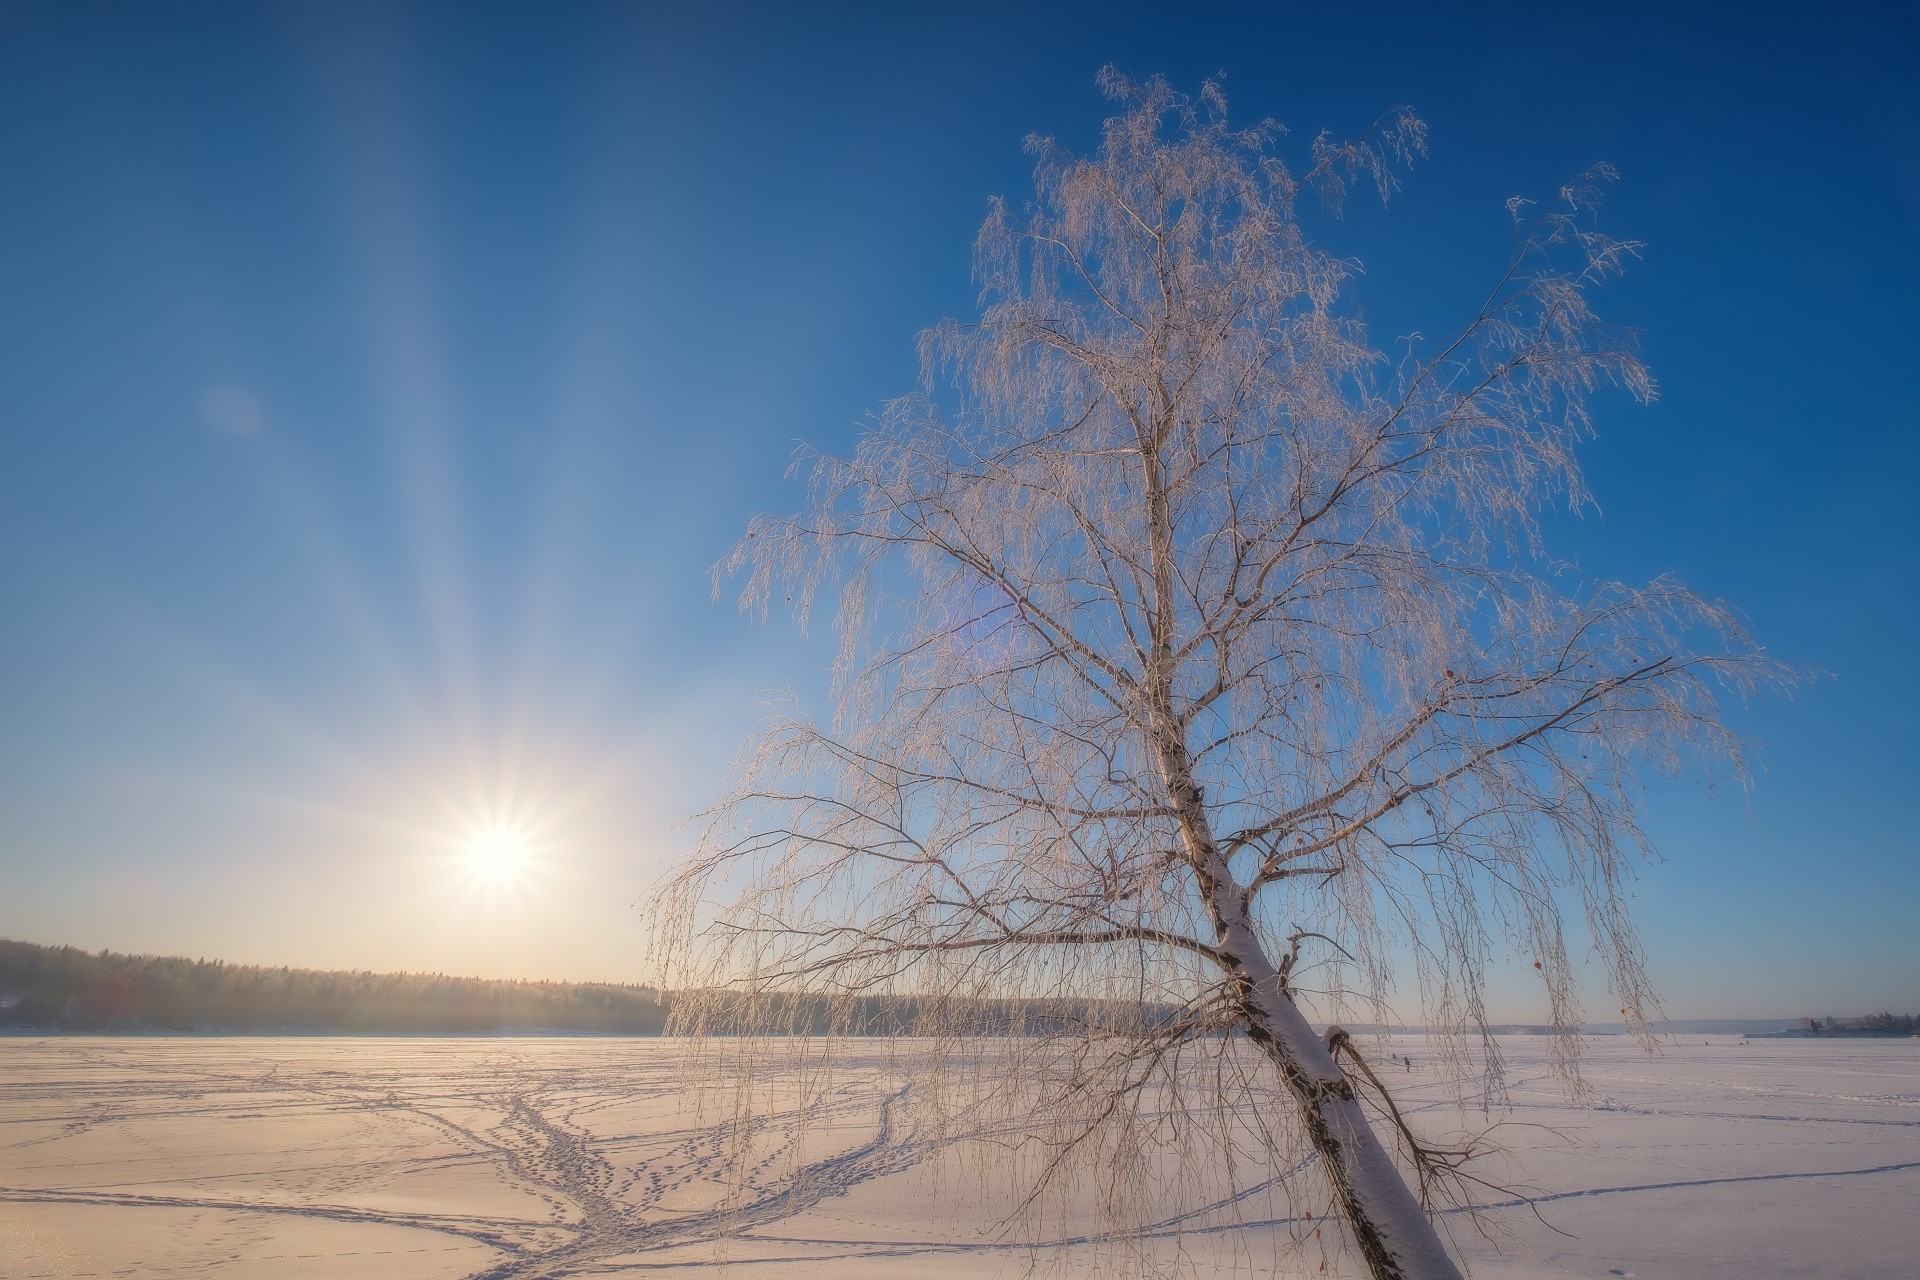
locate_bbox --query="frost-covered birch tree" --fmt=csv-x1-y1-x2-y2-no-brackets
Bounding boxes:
656,71,1783,1279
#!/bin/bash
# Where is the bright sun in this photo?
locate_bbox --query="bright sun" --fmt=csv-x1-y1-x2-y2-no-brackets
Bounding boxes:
464,826,531,884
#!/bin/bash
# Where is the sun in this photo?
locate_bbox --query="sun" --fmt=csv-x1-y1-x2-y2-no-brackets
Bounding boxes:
464,825,531,885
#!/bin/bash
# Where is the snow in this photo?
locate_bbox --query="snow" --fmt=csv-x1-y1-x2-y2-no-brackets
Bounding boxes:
0,1035,1913,1277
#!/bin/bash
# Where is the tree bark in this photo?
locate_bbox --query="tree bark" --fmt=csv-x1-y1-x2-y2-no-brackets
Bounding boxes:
1139,334,1462,1277
1161,741,1463,1278
1228,933,1465,1280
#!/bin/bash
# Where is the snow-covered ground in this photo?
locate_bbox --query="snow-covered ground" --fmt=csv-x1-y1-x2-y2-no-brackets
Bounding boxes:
1,1035,1913,1277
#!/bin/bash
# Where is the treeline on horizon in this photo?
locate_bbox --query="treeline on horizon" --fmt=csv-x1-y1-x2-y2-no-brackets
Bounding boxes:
0,939,1161,1036
0,939,672,1034
1799,1013,1919,1037
10,940,1912,1039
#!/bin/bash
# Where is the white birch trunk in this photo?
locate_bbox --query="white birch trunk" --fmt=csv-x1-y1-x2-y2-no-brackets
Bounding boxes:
1222,920,1464,1280
1164,733,1462,1280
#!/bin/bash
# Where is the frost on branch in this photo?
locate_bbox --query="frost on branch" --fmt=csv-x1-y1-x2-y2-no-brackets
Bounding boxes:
657,70,1790,1279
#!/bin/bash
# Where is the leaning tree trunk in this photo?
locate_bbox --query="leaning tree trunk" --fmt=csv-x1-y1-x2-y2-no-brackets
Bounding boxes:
1140,394,1462,1278
1158,727,1464,1277
1221,921,1465,1280
1159,775,1466,1276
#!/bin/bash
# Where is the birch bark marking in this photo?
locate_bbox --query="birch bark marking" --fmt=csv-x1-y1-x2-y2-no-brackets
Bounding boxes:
1240,971,1466,1280
1159,718,1460,1276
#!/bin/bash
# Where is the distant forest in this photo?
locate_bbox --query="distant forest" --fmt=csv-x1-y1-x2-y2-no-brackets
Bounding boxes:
1798,1013,1920,1037
7,939,1913,1038
0,939,670,1034
0,939,1137,1036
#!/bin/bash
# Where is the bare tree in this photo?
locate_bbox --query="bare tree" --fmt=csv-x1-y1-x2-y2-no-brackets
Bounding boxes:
656,71,1785,1279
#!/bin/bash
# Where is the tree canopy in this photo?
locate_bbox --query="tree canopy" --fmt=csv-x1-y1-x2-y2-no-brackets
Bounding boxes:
658,72,1787,1278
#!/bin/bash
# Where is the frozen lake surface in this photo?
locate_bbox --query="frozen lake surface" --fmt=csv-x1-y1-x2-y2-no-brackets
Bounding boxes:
1,1035,1914,1277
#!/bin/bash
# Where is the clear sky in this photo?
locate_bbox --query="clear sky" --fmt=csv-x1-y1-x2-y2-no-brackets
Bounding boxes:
0,2,1913,1020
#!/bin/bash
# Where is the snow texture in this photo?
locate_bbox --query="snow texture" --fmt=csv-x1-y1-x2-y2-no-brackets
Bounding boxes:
0,1034,1914,1277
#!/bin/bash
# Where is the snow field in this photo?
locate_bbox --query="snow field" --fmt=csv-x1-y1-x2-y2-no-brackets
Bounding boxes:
0,1035,1913,1277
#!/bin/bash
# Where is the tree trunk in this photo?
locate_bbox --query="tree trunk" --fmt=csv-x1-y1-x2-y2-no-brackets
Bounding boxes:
1154,747,1461,1274
1140,381,1460,1276
1222,923,1465,1280
1155,737,1463,1276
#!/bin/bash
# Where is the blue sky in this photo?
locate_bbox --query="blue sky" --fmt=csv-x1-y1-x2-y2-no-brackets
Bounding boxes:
0,2,1913,1018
